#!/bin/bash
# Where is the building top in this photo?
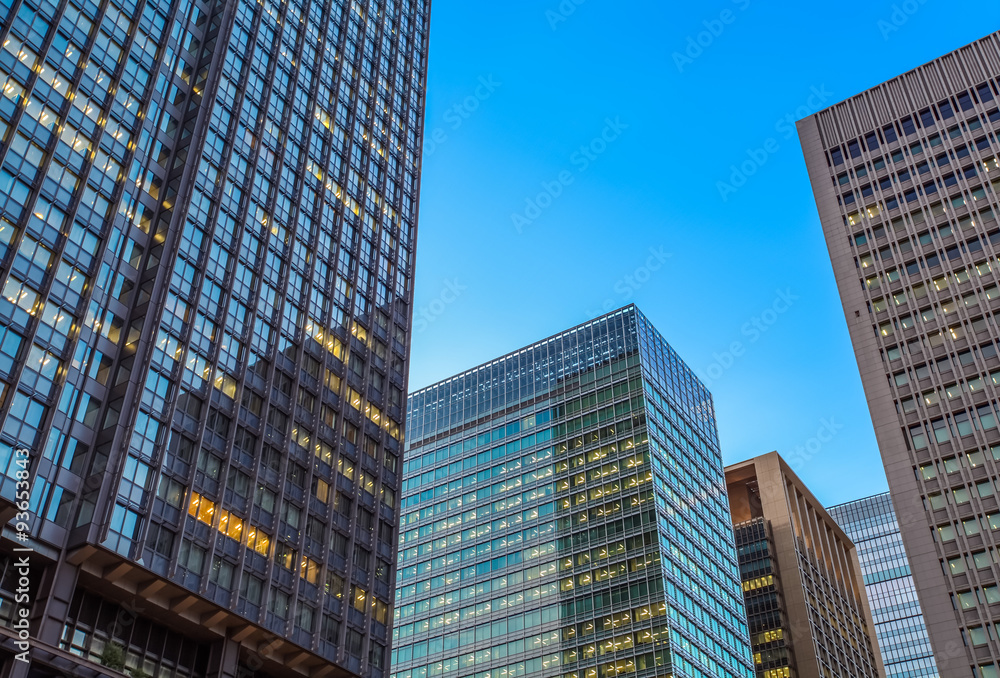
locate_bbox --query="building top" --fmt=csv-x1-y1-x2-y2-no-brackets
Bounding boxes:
797,31,1000,141
406,304,716,446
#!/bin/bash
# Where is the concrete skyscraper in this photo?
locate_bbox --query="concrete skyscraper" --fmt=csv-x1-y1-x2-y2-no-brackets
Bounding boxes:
0,0,428,674
726,453,885,678
798,31,1000,677
829,493,939,678
392,306,755,678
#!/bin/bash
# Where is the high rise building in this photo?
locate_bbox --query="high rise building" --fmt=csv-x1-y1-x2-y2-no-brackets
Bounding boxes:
0,0,428,674
829,492,940,678
797,31,1000,676
391,306,755,678
725,452,885,678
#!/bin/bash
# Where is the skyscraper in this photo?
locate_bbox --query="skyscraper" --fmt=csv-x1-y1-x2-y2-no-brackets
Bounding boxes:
797,31,1000,677
725,452,885,678
392,306,755,678
0,0,428,674
829,493,940,678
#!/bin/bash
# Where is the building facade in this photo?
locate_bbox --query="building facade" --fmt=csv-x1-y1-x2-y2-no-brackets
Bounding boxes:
798,31,1000,677
0,0,428,674
726,452,885,678
392,306,755,678
828,493,940,678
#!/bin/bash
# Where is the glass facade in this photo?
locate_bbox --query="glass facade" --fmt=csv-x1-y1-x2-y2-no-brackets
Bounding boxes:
393,306,755,678
829,493,940,678
0,0,428,673
733,518,794,677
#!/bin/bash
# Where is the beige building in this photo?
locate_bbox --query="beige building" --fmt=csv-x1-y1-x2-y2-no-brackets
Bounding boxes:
725,452,886,678
798,31,1000,678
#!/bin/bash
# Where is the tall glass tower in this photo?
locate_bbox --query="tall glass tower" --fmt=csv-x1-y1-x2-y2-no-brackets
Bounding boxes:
829,493,940,678
392,306,755,678
0,0,428,674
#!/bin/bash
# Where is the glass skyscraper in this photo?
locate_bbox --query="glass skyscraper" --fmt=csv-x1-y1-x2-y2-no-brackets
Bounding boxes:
829,493,939,678
392,306,755,678
0,0,427,674
798,31,1000,677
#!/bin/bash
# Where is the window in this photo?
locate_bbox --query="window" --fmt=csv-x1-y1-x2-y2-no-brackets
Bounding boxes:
979,405,997,430
958,590,979,610
269,589,289,619
241,574,264,604
955,411,974,437
210,557,234,589
932,418,950,443
179,540,205,573
948,555,967,574
970,626,990,646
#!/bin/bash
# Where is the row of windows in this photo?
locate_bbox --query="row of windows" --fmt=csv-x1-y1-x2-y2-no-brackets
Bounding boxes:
828,80,998,167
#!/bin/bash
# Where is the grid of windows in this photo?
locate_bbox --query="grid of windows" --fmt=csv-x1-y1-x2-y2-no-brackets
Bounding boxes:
0,0,428,674
799,33,1000,674
393,306,755,678
829,493,939,678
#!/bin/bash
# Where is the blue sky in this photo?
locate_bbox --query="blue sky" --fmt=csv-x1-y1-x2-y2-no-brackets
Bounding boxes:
407,1,1000,506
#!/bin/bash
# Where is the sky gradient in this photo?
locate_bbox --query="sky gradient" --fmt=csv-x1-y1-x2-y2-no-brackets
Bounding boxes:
408,1,1000,506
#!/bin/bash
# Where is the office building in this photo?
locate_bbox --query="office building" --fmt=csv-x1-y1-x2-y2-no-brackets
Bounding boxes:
798,31,1000,676
391,306,755,678
726,452,885,678
829,493,939,678
0,0,428,674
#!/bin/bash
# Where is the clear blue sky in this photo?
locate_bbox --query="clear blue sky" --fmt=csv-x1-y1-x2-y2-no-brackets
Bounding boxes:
408,1,1000,506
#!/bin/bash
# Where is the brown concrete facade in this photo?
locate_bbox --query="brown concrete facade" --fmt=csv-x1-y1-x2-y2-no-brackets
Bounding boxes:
797,32,1000,677
726,452,885,678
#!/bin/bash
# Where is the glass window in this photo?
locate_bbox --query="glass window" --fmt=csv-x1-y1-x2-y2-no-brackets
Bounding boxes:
956,411,974,437
979,405,997,430
974,552,995,570
958,590,979,610
932,418,950,443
